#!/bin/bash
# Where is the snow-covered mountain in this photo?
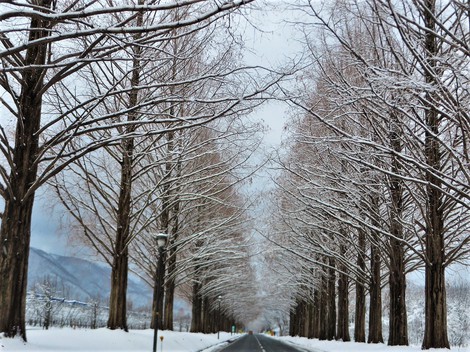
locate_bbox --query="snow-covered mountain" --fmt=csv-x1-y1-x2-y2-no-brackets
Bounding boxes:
28,247,153,309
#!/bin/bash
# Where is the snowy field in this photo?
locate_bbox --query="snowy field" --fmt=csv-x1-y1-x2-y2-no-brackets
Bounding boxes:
1,328,469,352
274,336,470,352
0,328,237,352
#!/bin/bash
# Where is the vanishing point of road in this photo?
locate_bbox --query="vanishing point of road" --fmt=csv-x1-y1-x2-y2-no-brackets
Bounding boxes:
215,333,314,352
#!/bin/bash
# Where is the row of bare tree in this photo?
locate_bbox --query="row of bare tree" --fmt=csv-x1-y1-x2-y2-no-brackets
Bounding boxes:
263,0,468,350
0,0,286,341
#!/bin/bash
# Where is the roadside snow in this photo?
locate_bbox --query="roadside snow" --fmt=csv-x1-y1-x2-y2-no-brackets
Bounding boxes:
1,329,468,351
0,328,238,352
272,335,470,352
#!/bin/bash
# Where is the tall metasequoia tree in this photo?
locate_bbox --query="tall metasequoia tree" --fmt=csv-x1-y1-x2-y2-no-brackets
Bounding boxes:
107,3,144,331
387,112,408,345
421,0,449,348
0,0,258,340
161,15,182,328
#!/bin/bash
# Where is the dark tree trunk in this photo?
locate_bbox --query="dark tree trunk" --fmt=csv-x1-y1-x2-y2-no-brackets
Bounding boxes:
302,299,308,337
312,288,320,338
319,269,328,340
388,249,408,345
107,137,134,331
307,300,315,338
107,247,129,330
156,128,173,329
151,249,166,330
336,246,350,341
0,1,51,340
421,0,449,349
202,296,216,333
368,243,383,343
289,307,295,336
0,193,35,340
163,178,180,331
388,112,408,346
190,279,203,333
107,8,143,330
368,195,383,343
162,249,175,330
290,299,301,336
354,229,366,343
327,258,336,340
354,279,366,343
294,299,301,337
423,260,448,349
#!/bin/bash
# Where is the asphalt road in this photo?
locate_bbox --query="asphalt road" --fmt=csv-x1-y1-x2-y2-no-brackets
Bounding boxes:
217,333,310,352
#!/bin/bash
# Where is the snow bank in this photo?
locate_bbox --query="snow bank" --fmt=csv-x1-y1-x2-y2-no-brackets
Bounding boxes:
2,329,469,351
0,328,238,352
272,335,470,352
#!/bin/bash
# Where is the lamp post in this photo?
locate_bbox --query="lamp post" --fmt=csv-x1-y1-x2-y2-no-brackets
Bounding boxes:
217,295,222,339
153,233,168,352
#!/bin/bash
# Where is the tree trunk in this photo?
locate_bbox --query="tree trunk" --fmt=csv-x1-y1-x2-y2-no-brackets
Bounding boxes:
306,301,313,338
151,248,166,330
0,1,51,340
202,296,212,333
163,190,180,330
319,269,328,340
163,256,175,330
388,111,408,346
354,229,366,343
290,299,301,336
368,243,383,343
327,257,336,340
368,195,383,343
299,299,309,337
289,307,295,336
421,0,449,349
312,288,320,338
107,248,129,330
190,236,204,333
336,246,350,341
107,6,143,329
423,260,448,349
0,194,35,340
388,249,408,345
107,137,134,331
190,279,203,333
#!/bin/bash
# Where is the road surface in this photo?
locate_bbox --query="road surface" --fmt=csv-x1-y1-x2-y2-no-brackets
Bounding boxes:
216,333,312,352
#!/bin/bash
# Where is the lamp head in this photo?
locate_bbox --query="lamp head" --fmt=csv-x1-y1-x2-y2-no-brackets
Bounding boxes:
155,233,168,248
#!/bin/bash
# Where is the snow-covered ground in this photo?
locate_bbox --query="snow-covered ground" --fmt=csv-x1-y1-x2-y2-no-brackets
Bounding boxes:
0,328,238,352
274,335,470,352
1,328,469,352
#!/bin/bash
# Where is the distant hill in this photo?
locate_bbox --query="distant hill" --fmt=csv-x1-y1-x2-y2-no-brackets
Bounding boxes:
28,247,153,309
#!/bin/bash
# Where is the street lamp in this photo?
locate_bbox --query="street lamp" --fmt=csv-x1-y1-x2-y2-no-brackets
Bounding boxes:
217,295,222,339
152,233,168,352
